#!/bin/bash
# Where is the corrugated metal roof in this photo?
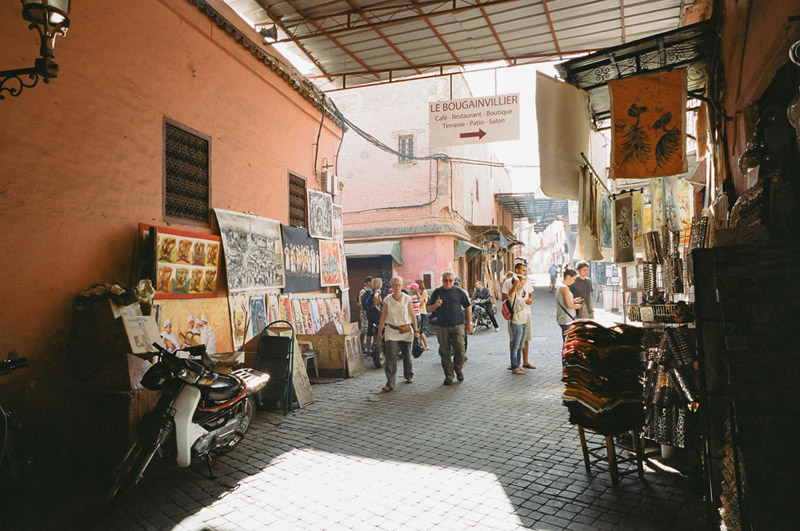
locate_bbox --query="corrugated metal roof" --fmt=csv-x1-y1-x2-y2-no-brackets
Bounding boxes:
222,0,696,89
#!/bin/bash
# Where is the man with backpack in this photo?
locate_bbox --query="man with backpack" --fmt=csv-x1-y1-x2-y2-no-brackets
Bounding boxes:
358,276,373,352
502,262,535,370
363,278,384,353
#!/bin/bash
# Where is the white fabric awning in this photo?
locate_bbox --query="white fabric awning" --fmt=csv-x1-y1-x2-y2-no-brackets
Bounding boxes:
344,240,402,265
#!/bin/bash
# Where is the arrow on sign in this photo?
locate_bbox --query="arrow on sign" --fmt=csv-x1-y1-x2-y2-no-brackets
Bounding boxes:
459,129,486,140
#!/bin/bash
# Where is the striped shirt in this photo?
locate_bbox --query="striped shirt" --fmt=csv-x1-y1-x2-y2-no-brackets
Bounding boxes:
411,294,421,316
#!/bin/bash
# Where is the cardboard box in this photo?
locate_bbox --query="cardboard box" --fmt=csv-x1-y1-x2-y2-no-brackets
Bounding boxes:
297,321,364,378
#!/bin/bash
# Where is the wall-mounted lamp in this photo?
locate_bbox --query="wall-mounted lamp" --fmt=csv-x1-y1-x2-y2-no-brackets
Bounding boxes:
0,0,71,100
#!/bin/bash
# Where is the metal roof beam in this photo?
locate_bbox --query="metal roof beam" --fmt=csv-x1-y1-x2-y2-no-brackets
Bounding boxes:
272,0,527,42
344,0,422,75
281,0,381,80
477,0,510,62
540,0,562,60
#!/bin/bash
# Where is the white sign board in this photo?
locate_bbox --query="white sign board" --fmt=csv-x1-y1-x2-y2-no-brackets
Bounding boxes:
429,93,520,148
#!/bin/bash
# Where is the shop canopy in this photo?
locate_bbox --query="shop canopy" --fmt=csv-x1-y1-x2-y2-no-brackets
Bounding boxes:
555,19,713,124
468,224,521,251
454,239,482,260
223,0,693,90
344,240,403,264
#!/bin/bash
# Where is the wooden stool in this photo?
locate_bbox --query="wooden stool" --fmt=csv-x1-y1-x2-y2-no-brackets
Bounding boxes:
577,425,645,486
296,340,319,378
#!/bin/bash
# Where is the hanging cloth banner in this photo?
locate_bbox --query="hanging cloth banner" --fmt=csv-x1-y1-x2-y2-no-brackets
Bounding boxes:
536,72,590,200
576,166,603,261
600,193,613,250
632,191,645,252
614,193,635,264
609,68,688,179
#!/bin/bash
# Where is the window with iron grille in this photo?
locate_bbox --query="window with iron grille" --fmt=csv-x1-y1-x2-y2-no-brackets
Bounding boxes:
164,121,210,224
398,135,414,163
289,172,306,227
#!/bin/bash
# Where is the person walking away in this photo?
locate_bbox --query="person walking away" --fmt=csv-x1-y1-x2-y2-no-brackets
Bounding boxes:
376,276,419,392
548,263,559,293
358,276,374,352
570,261,594,319
508,275,531,374
427,271,472,385
414,279,430,350
557,268,584,343
365,278,383,353
502,263,535,369
472,281,500,331
408,282,430,351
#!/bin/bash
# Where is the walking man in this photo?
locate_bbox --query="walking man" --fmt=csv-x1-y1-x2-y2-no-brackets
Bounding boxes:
548,263,559,292
502,262,535,369
427,271,472,385
358,276,374,351
570,261,595,319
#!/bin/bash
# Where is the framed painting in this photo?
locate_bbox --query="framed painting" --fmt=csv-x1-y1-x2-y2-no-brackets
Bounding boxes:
332,203,344,243
280,225,321,293
319,240,344,287
307,189,333,240
157,297,233,354
139,224,221,300
214,209,285,292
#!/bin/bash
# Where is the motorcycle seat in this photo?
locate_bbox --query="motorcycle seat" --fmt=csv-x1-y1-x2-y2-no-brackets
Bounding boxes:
204,374,243,402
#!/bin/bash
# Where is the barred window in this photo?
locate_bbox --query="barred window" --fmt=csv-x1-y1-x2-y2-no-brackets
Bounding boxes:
289,172,306,227
398,135,414,163
164,121,210,224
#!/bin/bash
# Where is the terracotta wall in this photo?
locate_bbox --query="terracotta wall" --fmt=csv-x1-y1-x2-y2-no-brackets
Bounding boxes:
0,0,341,415
396,235,457,286
718,0,800,195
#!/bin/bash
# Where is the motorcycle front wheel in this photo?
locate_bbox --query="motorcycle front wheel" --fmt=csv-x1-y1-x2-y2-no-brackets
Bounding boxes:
107,414,172,504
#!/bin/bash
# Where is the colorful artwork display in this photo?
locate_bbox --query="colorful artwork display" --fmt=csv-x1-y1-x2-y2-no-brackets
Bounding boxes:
319,240,344,287
158,297,233,354
214,209,285,292
609,68,688,179
614,194,635,264
145,225,221,299
280,225,322,293
249,296,267,337
307,189,333,240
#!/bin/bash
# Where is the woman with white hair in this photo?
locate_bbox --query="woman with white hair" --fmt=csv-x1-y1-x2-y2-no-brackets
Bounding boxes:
376,276,420,392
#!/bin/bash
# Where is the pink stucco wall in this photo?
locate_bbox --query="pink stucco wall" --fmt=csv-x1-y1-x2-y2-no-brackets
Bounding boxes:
0,0,341,414
396,235,456,286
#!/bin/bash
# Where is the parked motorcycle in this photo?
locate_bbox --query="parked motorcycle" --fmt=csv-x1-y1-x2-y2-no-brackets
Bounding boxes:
471,298,495,332
107,343,269,503
0,355,29,477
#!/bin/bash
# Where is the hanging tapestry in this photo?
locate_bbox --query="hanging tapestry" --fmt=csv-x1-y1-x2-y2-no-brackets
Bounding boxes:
632,192,645,252
644,203,653,234
576,166,603,261
307,189,333,240
614,194,635,264
677,178,693,244
319,240,344,287
609,68,687,179
280,225,321,293
600,193,613,249
651,179,665,232
214,209,285,291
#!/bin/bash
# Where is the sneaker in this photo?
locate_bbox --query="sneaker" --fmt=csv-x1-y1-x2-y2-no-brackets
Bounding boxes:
443,377,453,386
406,377,413,383
494,327,500,332
456,372,464,382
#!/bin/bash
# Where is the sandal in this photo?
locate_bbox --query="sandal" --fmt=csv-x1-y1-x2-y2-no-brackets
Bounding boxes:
381,386,393,392
512,368,527,375
523,364,536,369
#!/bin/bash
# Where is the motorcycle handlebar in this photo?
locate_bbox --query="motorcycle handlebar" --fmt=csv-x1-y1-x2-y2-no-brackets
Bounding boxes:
0,357,29,375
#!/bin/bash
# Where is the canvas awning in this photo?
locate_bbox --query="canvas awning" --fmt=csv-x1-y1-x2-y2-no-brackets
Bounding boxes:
344,240,403,265
454,240,481,260
467,225,516,251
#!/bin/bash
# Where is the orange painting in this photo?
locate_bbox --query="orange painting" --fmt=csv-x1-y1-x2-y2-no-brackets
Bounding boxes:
609,69,687,179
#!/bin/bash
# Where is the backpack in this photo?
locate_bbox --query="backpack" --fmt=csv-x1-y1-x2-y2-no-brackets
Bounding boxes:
502,294,516,320
361,288,374,311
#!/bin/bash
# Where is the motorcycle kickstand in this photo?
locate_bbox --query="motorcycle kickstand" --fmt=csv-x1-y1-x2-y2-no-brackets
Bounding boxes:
203,454,216,478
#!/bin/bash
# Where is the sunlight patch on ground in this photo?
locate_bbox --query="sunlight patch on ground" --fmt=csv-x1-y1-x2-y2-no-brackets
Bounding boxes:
179,448,522,530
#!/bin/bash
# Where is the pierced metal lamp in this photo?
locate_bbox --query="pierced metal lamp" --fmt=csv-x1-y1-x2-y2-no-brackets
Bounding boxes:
0,0,71,99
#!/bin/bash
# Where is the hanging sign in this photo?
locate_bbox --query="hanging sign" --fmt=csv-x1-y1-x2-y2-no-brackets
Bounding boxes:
429,93,519,148
609,68,687,179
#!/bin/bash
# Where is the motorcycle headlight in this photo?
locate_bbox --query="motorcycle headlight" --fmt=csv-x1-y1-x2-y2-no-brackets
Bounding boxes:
177,367,201,384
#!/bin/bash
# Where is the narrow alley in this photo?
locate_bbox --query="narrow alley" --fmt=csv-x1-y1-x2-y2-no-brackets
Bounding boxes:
88,285,706,531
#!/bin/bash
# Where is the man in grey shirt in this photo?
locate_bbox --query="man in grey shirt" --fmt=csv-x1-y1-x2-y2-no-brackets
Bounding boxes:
569,261,594,319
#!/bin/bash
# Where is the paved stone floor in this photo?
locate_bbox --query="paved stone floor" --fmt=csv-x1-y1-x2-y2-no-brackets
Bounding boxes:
85,286,706,530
